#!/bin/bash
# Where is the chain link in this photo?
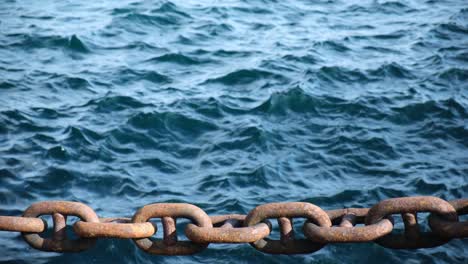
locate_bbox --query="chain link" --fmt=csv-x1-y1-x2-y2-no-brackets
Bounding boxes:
365,197,457,249
21,201,99,252
132,203,212,255
0,196,466,255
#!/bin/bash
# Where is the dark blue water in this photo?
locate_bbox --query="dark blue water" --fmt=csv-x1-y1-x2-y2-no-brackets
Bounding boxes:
1,0,467,263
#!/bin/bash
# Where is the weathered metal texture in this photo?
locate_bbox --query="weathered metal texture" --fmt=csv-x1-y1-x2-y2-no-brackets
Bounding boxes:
185,214,271,243
74,217,156,239
131,203,212,255
429,199,468,238
326,208,369,224
21,201,99,252
244,202,331,254
0,216,47,233
304,208,393,243
0,196,466,255
365,196,457,249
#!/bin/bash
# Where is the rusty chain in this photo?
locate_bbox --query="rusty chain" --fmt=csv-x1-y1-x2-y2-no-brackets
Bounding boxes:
0,196,466,255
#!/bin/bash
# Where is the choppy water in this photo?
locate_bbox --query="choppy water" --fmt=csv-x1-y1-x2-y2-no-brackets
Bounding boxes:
1,0,467,263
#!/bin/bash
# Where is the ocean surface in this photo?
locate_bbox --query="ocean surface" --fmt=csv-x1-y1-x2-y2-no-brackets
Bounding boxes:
0,0,467,263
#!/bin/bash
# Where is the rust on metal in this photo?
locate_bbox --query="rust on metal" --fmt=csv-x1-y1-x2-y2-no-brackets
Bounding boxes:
185,214,271,243
0,216,47,233
21,201,99,252
365,196,457,249
326,208,369,224
52,213,66,241
74,217,156,239
339,214,356,228
278,217,295,243
0,196,466,255
162,217,177,246
132,203,212,255
244,202,331,254
429,198,468,239
304,208,393,243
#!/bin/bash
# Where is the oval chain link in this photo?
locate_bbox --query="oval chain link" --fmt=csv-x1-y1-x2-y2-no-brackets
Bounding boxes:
244,202,331,254
131,203,212,255
365,196,457,249
21,201,99,252
304,208,394,243
429,198,468,239
185,214,272,243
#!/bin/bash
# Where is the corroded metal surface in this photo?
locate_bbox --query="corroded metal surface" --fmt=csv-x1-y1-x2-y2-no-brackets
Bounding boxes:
21,201,99,252
365,196,457,249
0,196,466,255
244,202,331,254
185,214,271,243
429,198,468,239
74,217,156,239
304,210,393,243
0,216,46,233
131,203,212,255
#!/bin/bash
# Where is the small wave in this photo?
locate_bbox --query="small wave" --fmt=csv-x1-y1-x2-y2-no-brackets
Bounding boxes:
367,63,415,79
362,46,402,54
409,120,468,147
150,2,191,19
144,53,208,65
343,1,416,15
254,87,321,115
282,54,320,65
60,126,103,147
410,177,448,194
429,20,468,41
84,95,151,113
123,13,181,27
254,88,387,119
389,98,467,124
438,68,468,82
196,174,232,193
453,51,468,62
63,76,92,90
0,81,15,89
194,23,234,35
127,111,218,140
114,67,171,84
229,166,273,189
99,41,164,52
231,6,273,15
31,107,69,119
214,126,266,151
0,110,48,133
25,167,75,195
5,34,90,53
135,158,179,174
373,1,417,14
313,40,350,52
317,66,369,83
169,97,240,119
45,145,69,161
114,3,191,28
25,71,93,91
212,49,256,58
204,69,288,85
437,23,468,35
68,35,89,53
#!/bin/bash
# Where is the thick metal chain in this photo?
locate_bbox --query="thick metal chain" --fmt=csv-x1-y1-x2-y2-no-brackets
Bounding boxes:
0,196,466,255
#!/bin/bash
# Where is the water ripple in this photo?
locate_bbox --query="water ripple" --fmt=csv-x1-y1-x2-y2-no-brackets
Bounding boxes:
0,0,467,263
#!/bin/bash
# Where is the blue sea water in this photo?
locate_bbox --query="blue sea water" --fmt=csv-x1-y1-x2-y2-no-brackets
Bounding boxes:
0,0,467,263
